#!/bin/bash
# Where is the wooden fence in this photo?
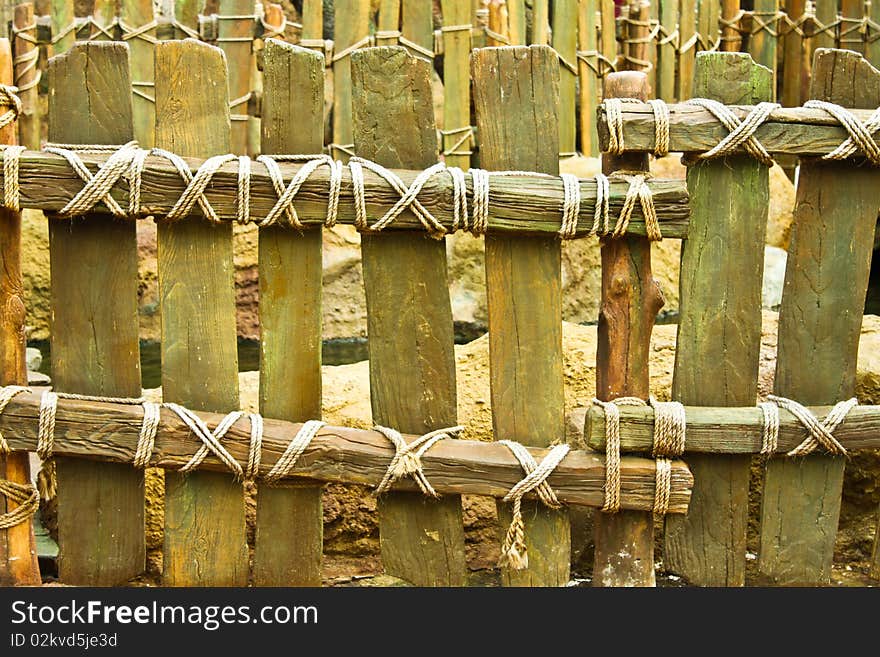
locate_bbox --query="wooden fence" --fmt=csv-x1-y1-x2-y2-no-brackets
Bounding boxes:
0,27,880,586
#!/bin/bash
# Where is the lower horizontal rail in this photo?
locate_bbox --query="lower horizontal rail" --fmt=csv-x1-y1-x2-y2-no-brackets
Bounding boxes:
1,391,692,512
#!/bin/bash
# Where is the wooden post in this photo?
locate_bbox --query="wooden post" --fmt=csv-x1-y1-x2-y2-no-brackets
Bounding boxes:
625,0,650,73
840,0,865,54
217,1,253,155
120,0,157,148
721,0,741,52
553,0,578,158
600,0,616,75
155,39,246,587
48,42,144,586
13,4,39,150
697,0,721,55
749,0,779,98
301,0,323,45
442,0,472,169
377,0,401,46
678,0,697,100
813,0,837,51
508,0,525,44
472,45,569,587
532,0,549,44
578,0,600,157
591,70,662,588
657,0,679,101
781,0,805,106
253,40,324,587
486,0,508,47
174,0,201,39
331,0,370,160
51,0,75,55
757,49,880,586
351,46,466,587
91,0,117,39
0,36,40,587
663,52,772,587
867,0,880,68
402,0,433,61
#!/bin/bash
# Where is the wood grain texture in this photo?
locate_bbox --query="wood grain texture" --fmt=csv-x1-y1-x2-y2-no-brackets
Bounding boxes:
532,0,549,44
508,0,525,45
758,49,880,586
352,46,465,587
657,0,679,101
121,0,156,148
48,42,144,586
578,0,600,157
401,0,432,60
254,39,324,587
781,0,805,107
553,0,577,156
595,102,880,158
677,0,697,100
441,0,472,170
13,5,39,150
592,70,662,588
218,0,252,154
663,52,771,588
0,391,693,512
2,150,691,237
0,36,39,586
473,45,569,587
748,0,778,97
155,39,246,587
332,0,370,159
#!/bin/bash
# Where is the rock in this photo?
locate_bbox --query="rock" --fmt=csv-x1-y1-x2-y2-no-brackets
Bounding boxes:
762,246,787,310
26,347,42,372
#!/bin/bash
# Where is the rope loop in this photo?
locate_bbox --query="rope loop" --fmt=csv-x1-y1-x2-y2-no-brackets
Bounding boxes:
374,425,462,497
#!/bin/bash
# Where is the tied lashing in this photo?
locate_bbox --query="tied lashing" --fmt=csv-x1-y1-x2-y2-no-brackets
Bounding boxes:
759,395,858,457
498,441,570,571
592,396,686,516
373,426,463,497
0,386,39,529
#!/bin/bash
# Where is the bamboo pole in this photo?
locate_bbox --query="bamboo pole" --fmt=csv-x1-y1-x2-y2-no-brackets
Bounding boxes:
0,36,39,587
591,70,660,588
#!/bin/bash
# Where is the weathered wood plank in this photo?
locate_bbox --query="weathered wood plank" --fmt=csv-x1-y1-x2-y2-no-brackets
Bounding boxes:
868,0,880,69
592,70,661,588
441,0,472,169
155,39,246,587
376,0,401,46
813,0,837,51
578,0,600,157
507,0,525,45
657,0,679,101
13,4,40,150
596,102,880,157
758,48,880,586
1,150,691,236
599,0,615,73
0,391,694,512
553,0,578,157
120,0,156,148
720,0,742,52
352,46,466,587
0,36,39,587
331,0,370,159
473,45,569,587
663,52,771,588
586,404,880,454
174,0,201,38
678,0,697,100
253,39,324,587
217,0,253,155
48,42,144,586
50,0,75,55
402,0,432,61
748,0,778,97
532,0,549,44
840,0,865,54
781,0,806,107
300,0,323,46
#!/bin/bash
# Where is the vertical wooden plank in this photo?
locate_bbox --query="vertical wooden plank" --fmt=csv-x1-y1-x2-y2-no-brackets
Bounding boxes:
508,0,525,44
253,40,324,587
51,0,75,54
441,0,472,169
121,0,156,148
749,0,779,97
0,36,40,587
645,0,658,95
377,0,401,46
721,0,741,52
48,42,144,586
600,0,616,76
591,71,659,588
657,0,679,100
578,0,600,157
351,45,466,587
217,1,253,155
678,0,697,99
331,0,370,159
155,39,246,587
174,0,202,38
781,0,805,106
758,49,880,586
301,0,323,43
13,4,40,150
867,0,880,67
532,0,549,44
814,0,838,51
625,0,651,73
402,0,433,60
840,0,865,54
699,0,721,54
472,45,569,587
663,52,772,588
553,0,577,157
91,0,117,39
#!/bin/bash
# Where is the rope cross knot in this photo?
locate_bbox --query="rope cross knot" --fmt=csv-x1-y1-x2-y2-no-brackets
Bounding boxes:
374,425,463,497
763,395,857,457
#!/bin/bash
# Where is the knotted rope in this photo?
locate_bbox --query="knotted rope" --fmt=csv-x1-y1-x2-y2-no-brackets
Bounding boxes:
592,396,686,516
498,440,570,570
760,395,858,457
0,478,38,530
373,425,462,497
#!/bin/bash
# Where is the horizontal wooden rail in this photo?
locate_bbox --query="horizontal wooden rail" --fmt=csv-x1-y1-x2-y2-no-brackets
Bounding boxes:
585,403,880,454
3,150,691,238
0,391,693,512
597,102,880,158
